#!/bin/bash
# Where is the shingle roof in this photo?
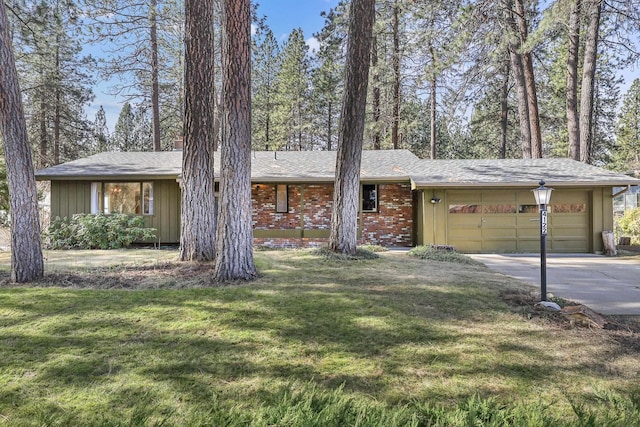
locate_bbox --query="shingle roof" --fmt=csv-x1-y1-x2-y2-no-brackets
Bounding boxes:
409,158,640,187
34,150,640,187
248,150,418,181
35,149,418,182
34,151,183,180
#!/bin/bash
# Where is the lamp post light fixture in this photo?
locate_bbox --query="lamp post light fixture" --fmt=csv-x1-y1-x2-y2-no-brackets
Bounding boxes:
531,180,554,301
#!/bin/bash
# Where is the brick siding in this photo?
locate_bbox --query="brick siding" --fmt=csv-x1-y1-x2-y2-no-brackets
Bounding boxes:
251,183,413,248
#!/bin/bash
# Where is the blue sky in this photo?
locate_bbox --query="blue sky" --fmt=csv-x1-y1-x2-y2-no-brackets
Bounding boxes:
256,0,339,48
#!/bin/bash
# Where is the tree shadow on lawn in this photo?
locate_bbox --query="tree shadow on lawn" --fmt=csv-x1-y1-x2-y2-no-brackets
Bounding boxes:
0,252,638,419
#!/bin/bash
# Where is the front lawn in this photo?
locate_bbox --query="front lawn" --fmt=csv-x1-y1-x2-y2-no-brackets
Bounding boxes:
0,249,638,426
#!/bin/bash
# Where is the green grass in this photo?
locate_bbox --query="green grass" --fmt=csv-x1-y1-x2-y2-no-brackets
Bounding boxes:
0,249,638,425
408,245,486,266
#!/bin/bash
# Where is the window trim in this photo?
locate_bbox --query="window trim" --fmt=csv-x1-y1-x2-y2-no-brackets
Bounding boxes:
91,181,154,216
362,184,378,213
276,184,288,213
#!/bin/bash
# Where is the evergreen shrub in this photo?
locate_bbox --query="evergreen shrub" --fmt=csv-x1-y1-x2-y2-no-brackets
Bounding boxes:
617,208,640,245
46,214,156,249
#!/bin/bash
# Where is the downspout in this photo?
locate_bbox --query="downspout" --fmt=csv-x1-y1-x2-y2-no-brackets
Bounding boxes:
612,185,630,199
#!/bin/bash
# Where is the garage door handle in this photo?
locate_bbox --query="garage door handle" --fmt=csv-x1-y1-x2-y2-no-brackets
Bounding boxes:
529,218,540,222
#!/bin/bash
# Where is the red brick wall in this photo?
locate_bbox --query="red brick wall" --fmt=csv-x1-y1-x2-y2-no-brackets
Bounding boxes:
252,184,302,230
303,184,333,230
251,183,413,248
361,183,413,247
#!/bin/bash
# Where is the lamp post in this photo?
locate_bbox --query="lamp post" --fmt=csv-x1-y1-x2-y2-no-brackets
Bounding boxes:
532,180,554,301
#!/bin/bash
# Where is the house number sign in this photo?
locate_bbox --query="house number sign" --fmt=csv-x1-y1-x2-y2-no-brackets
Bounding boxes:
541,209,548,236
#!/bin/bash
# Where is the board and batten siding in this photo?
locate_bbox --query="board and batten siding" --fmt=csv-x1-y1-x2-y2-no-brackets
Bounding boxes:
50,180,181,244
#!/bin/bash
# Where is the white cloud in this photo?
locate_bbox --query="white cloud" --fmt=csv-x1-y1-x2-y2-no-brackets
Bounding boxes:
306,36,319,54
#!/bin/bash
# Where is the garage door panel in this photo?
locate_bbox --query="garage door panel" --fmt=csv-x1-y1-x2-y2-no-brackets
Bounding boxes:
445,190,590,253
551,227,588,238
449,237,482,252
516,216,539,226
551,215,588,227
517,240,540,252
484,228,517,238
448,192,482,203
483,240,517,252
517,228,540,238
448,215,481,227
550,239,588,252
483,217,517,227
483,192,516,202
449,228,481,240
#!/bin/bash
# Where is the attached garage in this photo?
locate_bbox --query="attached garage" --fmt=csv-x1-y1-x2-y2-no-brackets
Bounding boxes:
445,189,589,253
412,158,640,254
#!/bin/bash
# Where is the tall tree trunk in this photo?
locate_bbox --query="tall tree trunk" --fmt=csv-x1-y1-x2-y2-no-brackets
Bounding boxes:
430,75,436,160
500,58,510,159
327,100,333,150
150,0,161,151
580,0,602,164
391,0,401,150
514,0,542,158
0,2,44,283
567,0,581,160
212,17,223,152
180,0,217,262
214,0,256,281
329,0,375,255
504,0,532,159
372,34,381,150
54,86,60,164
39,89,48,167
54,40,60,164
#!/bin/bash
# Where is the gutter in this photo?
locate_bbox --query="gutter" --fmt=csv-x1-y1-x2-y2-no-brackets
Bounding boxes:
412,180,640,189
612,185,631,198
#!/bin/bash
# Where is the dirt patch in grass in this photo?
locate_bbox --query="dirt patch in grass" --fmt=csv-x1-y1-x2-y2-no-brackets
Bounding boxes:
0,261,217,289
501,289,640,354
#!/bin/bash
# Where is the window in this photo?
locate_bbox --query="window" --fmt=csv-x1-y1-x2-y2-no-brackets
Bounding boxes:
449,204,480,214
362,184,378,212
276,184,288,213
91,182,101,214
483,204,516,214
92,182,154,215
552,203,586,213
518,204,539,214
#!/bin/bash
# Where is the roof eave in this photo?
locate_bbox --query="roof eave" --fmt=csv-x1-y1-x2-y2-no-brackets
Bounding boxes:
35,174,181,181
412,180,640,189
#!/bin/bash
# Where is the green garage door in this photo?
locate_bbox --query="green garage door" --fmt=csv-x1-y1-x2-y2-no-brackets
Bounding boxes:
446,190,590,253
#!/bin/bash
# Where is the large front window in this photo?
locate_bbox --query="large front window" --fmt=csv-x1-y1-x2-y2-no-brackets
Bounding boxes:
92,182,154,215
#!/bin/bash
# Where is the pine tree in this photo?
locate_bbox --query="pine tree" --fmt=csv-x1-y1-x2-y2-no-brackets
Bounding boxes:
273,28,312,151
214,0,256,280
329,0,375,255
612,79,640,173
179,0,217,262
311,6,346,151
86,0,186,151
252,27,280,151
11,0,95,166
0,1,44,282
93,106,110,152
112,103,135,151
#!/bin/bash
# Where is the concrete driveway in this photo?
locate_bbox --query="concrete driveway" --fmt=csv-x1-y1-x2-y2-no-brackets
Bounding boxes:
469,254,640,315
